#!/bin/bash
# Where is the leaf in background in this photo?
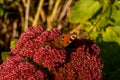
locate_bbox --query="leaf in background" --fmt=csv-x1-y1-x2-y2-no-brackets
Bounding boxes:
109,69,120,80
89,28,98,40
10,39,18,49
1,52,9,61
102,27,118,42
116,37,120,45
0,7,4,17
0,0,4,4
110,26,120,36
96,6,112,28
69,0,101,23
109,26,120,45
98,41,120,76
111,1,120,26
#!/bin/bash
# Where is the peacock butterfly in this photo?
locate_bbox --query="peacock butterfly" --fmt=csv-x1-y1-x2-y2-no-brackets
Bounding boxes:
43,33,77,49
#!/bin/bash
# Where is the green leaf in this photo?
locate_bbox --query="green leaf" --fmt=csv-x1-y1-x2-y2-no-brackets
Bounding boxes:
89,28,98,40
70,0,101,23
108,26,120,45
0,0,4,4
102,27,118,42
96,6,112,28
0,7,4,17
111,4,120,26
110,26,120,36
116,37,120,45
98,42,120,74
109,69,120,80
1,52,9,61
10,39,18,49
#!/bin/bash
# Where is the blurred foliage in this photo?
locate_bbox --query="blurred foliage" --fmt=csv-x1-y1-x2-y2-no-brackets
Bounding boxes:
10,39,18,49
0,0,23,53
70,0,120,79
0,0,120,79
1,52,9,61
70,0,102,23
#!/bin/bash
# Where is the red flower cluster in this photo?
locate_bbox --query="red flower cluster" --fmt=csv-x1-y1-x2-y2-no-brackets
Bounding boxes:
0,26,103,80
53,39,103,80
11,26,66,70
0,54,45,80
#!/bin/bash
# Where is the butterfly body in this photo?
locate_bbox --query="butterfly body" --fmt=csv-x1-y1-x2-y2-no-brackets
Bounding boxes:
44,33,77,49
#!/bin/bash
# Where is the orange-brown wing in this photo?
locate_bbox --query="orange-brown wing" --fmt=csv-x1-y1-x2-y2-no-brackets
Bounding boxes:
43,33,77,49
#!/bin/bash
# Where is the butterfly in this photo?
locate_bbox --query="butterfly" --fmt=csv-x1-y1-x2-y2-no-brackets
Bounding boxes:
43,33,77,49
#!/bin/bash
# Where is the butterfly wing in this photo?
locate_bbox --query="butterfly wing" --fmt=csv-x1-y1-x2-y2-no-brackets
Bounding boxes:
43,33,77,49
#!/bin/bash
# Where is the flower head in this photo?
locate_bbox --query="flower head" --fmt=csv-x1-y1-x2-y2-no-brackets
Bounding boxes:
0,54,45,80
0,26,103,80
53,39,103,80
11,26,66,70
